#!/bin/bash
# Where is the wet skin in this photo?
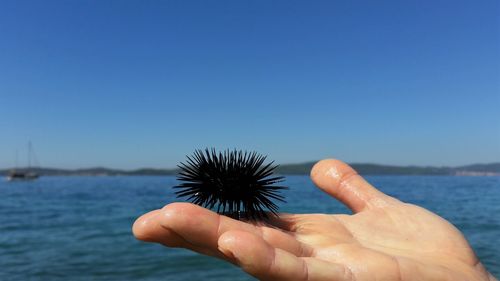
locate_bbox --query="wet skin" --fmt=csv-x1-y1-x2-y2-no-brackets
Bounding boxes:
133,159,497,281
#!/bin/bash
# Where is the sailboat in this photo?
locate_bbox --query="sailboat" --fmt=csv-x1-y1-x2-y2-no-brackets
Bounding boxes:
6,142,40,181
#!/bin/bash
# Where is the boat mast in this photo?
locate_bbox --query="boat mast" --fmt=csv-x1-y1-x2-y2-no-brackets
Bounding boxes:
28,141,32,170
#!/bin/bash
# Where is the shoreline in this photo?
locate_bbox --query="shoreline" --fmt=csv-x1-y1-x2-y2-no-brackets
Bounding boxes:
1,162,499,177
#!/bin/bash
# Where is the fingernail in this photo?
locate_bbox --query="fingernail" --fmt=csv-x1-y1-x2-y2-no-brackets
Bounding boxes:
218,236,239,263
219,246,237,263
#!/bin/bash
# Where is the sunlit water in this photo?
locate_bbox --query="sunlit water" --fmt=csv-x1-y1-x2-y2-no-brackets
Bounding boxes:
0,175,499,280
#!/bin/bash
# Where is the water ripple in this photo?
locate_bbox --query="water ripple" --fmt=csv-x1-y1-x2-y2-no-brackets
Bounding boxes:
0,175,498,280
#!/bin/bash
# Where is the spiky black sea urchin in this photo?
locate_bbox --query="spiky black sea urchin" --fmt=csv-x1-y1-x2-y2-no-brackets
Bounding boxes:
174,149,287,220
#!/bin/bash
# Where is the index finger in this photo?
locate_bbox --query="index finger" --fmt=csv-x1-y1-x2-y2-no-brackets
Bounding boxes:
133,203,312,258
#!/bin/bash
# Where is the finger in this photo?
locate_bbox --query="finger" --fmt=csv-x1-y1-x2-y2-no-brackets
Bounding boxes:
218,230,353,281
133,209,169,242
157,203,311,257
132,209,200,249
132,209,219,258
310,159,395,213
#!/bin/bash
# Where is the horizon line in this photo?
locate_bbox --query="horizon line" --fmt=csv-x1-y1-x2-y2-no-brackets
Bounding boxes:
1,161,499,171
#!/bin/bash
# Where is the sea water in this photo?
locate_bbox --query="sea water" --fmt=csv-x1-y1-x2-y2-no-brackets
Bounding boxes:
0,175,499,280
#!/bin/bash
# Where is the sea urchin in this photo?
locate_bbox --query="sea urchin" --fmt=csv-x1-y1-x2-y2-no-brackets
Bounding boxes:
174,148,287,220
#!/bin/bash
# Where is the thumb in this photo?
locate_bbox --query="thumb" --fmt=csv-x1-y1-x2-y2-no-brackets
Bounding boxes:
310,159,394,213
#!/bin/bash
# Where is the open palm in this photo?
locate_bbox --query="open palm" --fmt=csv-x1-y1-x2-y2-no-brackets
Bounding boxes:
133,159,496,281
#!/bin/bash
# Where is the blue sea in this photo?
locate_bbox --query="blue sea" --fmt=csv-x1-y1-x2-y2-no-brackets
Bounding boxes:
0,175,499,280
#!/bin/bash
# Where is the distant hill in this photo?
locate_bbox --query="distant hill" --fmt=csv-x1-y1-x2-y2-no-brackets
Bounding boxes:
276,162,500,176
275,162,452,175
456,163,500,173
0,162,499,176
0,167,178,176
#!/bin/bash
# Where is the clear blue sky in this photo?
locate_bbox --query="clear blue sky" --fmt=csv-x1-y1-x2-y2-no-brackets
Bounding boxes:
1,0,499,169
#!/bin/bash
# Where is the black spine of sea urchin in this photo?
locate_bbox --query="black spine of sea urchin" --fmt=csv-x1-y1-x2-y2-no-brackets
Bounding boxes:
174,148,287,220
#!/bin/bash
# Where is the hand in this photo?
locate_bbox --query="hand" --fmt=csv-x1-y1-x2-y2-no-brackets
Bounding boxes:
133,159,497,281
